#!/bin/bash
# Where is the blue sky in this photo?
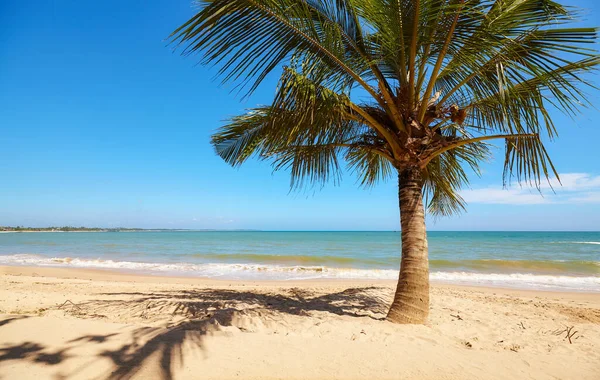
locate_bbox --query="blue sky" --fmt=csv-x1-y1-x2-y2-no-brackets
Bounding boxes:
1,0,599,231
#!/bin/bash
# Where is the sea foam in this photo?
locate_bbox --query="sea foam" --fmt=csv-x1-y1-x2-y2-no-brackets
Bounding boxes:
553,241,600,245
0,254,598,292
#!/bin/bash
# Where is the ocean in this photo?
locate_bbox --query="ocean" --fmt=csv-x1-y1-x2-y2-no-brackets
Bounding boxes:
0,231,598,292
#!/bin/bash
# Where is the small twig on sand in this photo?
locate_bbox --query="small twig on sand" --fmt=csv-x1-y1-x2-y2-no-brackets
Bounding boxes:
565,326,578,344
551,327,567,336
551,326,578,344
518,321,526,329
450,314,463,320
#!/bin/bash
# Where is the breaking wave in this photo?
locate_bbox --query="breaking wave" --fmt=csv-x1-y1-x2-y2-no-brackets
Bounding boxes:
0,254,598,292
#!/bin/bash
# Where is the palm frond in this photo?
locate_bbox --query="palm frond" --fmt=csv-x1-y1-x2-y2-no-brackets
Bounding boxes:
423,140,491,216
211,65,370,187
211,107,271,167
273,144,344,189
503,134,557,187
170,0,378,97
346,144,395,187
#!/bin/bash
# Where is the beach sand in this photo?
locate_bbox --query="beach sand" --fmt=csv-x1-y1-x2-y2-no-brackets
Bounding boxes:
0,266,599,379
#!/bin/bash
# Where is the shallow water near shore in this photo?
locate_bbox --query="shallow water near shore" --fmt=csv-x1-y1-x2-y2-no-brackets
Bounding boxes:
0,231,598,291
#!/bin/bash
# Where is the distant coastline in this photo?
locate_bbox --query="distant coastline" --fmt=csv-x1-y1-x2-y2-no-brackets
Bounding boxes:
0,226,259,233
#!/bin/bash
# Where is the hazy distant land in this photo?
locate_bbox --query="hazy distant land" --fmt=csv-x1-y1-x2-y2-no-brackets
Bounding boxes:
0,226,258,232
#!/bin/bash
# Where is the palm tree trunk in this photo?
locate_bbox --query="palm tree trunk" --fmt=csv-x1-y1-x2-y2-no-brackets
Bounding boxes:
386,167,429,324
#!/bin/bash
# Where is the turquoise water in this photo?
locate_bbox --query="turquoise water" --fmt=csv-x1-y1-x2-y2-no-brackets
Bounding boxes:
0,231,598,291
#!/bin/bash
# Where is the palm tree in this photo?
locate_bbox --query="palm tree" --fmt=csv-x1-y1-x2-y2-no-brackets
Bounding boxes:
170,0,599,324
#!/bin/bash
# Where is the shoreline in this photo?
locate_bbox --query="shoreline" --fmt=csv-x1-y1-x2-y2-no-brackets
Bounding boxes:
1,265,599,299
1,231,598,294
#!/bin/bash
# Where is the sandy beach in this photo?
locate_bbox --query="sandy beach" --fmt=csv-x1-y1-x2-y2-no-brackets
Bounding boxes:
0,265,599,380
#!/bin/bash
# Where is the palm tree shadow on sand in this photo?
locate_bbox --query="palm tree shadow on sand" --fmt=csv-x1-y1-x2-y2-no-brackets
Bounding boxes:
0,286,391,380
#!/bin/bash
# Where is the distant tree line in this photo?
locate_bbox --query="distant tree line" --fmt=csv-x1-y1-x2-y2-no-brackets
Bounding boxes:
0,226,145,232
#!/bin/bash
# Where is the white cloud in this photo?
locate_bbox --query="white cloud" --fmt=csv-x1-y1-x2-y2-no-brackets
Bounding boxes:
568,192,600,204
461,188,549,205
539,173,600,191
215,216,234,224
461,173,600,205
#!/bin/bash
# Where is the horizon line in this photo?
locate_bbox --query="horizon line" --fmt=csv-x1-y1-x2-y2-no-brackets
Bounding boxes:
2,227,599,233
